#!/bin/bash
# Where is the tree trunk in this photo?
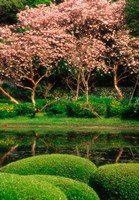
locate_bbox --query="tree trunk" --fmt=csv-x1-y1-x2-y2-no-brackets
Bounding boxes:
129,75,139,104
113,65,124,100
0,87,19,104
75,73,80,101
31,88,36,107
85,81,89,104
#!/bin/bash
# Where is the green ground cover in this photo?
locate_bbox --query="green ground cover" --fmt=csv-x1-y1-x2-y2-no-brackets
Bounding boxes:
0,114,139,128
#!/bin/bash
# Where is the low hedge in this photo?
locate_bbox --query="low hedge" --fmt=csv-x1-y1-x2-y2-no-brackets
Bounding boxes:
90,163,139,200
27,174,100,200
0,102,34,118
0,154,97,184
0,173,67,200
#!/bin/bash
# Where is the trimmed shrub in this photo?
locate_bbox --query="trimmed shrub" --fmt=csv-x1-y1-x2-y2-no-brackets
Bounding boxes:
90,163,139,200
27,175,100,200
0,173,67,200
0,154,97,184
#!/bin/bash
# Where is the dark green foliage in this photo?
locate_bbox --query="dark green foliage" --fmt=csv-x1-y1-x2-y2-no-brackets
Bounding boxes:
0,102,34,118
27,175,100,200
0,173,67,200
15,103,35,116
0,103,17,119
78,96,112,116
66,102,96,118
121,98,139,119
36,99,48,110
0,154,97,184
25,0,51,8
45,100,97,118
0,0,25,24
105,99,128,118
46,100,68,116
125,0,139,36
0,0,51,25
90,163,139,200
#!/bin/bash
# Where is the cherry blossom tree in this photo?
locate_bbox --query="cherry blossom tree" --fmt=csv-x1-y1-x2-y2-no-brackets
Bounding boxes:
0,23,75,106
1,0,138,104
106,29,139,99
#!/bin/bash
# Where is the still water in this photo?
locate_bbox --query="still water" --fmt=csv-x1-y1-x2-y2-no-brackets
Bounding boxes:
0,128,139,167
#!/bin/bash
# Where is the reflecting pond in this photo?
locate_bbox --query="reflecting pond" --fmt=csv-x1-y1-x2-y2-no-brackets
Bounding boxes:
0,127,139,167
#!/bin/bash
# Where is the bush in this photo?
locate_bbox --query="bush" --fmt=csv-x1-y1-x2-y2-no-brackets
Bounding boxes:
27,175,100,200
121,99,139,119
105,100,123,117
0,103,17,118
15,103,34,116
0,154,97,184
46,100,68,116
66,102,97,118
0,173,67,200
90,163,139,200
36,99,48,110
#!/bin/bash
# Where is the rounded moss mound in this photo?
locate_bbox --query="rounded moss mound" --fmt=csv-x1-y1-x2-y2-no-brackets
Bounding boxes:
0,154,97,184
27,174,100,200
0,173,67,200
90,163,139,200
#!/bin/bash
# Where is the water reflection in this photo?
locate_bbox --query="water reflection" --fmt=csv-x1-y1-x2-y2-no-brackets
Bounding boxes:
0,129,139,167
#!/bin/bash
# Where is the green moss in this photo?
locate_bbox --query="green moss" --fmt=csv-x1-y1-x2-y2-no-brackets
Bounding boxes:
26,174,100,200
0,173,67,200
90,163,139,200
0,154,97,184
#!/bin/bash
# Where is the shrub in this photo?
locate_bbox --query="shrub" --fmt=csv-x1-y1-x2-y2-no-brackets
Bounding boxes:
36,99,48,110
0,173,67,200
0,154,97,184
15,103,34,116
121,99,139,119
66,102,96,118
45,100,68,116
90,163,139,200
77,96,113,116
27,175,100,200
0,103,17,118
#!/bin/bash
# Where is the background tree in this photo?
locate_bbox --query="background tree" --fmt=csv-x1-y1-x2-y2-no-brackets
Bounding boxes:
0,0,25,24
125,0,139,36
106,29,139,99
0,0,51,25
0,23,74,106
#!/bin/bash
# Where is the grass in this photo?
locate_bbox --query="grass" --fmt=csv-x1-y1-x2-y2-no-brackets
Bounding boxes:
0,113,139,128
0,113,139,127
